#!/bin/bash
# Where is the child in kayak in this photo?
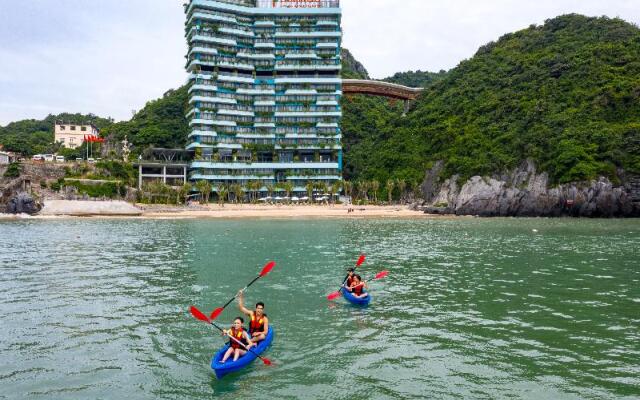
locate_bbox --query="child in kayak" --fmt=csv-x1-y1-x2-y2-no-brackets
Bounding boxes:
221,317,255,363
346,274,369,299
238,290,269,343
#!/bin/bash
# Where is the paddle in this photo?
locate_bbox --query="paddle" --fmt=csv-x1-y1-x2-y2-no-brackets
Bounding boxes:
330,270,389,300
326,254,366,301
210,261,276,320
190,306,273,366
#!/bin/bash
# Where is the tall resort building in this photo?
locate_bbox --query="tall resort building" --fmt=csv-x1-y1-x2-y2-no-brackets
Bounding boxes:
184,0,343,199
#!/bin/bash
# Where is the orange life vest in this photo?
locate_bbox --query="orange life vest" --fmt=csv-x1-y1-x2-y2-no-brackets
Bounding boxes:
249,312,266,334
228,327,246,349
352,283,364,296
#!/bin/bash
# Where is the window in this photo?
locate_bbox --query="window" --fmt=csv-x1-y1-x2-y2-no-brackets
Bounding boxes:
70,126,76,130
69,138,75,143
81,126,87,131
60,125,66,130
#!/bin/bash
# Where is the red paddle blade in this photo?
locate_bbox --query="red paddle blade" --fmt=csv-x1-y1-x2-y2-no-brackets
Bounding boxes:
190,306,210,323
327,290,342,301
374,270,389,280
260,261,276,277
261,357,273,366
356,254,366,267
210,307,224,321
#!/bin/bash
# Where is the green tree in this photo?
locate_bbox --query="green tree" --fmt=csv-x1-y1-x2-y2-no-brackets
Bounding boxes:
386,179,395,204
217,184,228,206
195,180,212,204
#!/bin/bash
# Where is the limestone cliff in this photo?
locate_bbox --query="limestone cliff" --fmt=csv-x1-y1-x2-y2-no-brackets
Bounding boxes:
420,160,640,217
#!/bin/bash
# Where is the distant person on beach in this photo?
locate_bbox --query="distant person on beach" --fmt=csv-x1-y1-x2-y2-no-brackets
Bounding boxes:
221,317,255,363
238,290,269,343
346,274,369,299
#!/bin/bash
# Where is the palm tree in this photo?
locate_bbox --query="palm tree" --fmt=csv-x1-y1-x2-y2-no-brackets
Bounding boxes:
179,183,192,205
305,181,314,203
343,180,353,201
317,181,328,203
217,184,228,206
266,183,275,202
386,179,395,204
396,179,407,205
357,181,369,202
195,180,211,204
370,179,380,204
248,181,258,203
233,184,245,204
328,181,340,205
283,181,294,203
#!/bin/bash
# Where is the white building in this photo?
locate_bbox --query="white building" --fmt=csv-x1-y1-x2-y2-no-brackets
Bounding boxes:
54,122,99,149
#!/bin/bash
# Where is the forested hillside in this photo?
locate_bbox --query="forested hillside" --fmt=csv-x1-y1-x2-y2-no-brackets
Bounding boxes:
3,14,638,191
384,70,448,87
0,113,113,156
399,14,640,184
100,86,190,150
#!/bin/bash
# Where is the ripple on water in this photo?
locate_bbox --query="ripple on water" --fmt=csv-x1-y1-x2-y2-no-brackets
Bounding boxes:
0,218,639,399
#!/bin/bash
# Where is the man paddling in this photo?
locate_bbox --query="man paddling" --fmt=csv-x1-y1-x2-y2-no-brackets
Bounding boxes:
237,290,269,343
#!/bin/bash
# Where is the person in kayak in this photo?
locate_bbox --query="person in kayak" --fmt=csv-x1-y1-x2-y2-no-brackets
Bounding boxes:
342,267,356,288
346,274,369,299
238,290,269,343
221,317,255,363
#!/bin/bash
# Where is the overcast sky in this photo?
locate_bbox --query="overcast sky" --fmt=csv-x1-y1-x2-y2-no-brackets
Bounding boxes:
0,0,638,125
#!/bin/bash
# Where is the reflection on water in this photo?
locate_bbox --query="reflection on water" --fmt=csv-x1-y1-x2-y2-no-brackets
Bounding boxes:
0,218,638,399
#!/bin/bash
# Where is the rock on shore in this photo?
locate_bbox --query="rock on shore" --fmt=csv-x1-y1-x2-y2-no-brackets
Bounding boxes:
420,160,640,217
6,192,42,215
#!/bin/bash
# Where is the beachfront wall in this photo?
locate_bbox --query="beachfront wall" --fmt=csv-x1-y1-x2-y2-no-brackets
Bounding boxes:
184,0,343,194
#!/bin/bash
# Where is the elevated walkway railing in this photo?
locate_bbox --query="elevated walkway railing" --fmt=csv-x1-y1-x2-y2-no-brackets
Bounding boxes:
342,79,423,101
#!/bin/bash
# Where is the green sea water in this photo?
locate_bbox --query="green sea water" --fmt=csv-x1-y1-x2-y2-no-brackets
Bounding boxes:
0,218,638,399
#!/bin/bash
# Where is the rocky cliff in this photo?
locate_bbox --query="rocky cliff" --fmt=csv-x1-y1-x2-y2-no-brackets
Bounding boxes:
420,160,640,217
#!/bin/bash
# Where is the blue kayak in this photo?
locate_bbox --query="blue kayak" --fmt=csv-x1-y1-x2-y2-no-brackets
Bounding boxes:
210,326,274,379
341,287,371,306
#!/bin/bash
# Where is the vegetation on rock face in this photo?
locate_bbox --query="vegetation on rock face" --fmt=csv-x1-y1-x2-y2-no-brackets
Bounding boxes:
100,86,190,152
343,14,640,186
384,70,448,87
405,14,640,184
340,45,426,197
341,48,370,79
3,162,21,178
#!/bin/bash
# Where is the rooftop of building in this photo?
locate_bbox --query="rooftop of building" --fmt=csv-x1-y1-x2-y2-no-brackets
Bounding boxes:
54,121,100,130
186,0,340,10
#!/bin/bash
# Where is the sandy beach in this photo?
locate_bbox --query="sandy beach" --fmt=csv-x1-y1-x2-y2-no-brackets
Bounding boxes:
140,203,431,219
1,201,434,219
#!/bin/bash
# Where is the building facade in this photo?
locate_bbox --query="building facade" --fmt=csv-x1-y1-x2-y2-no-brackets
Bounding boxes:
184,0,342,198
54,122,99,149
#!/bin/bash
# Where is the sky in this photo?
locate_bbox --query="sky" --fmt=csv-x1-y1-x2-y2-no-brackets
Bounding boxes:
0,0,638,126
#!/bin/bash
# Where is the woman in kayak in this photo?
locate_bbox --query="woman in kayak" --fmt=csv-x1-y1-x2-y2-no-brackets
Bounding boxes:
221,317,255,363
346,274,369,299
238,290,269,343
